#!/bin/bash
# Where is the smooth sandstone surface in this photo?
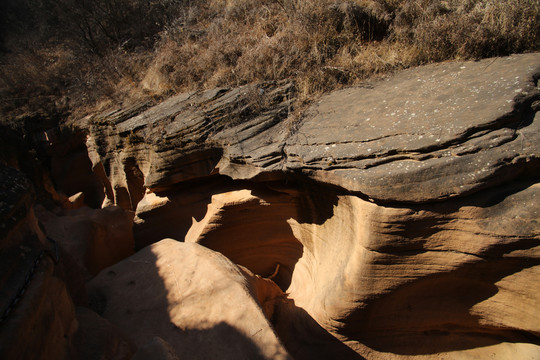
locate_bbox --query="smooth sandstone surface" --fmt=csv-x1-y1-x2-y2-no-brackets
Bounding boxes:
77,53,539,359
2,53,539,360
87,239,291,360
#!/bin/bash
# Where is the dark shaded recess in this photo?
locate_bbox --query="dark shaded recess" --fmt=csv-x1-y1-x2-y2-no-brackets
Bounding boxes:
0,121,105,208
134,172,343,291
46,126,104,208
54,247,88,306
330,2,389,42
0,125,47,199
133,175,237,249
391,178,539,216
175,322,270,360
123,157,145,211
0,237,45,317
246,170,346,224
0,165,32,241
290,175,342,225
194,180,305,290
71,306,136,360
272,298,365,360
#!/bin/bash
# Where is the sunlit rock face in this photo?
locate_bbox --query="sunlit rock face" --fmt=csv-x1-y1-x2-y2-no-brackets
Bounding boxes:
286,182,540,356
185,188,303,290
1,54,539,359
79,53,539,359
87,239,291,360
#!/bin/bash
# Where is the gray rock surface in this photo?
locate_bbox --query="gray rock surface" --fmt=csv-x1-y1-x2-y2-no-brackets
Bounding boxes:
84,54,540,204
284,55,540,202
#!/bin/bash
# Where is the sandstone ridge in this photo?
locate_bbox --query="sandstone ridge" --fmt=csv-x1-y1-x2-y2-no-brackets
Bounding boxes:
85,53,540,205
1,54,539,359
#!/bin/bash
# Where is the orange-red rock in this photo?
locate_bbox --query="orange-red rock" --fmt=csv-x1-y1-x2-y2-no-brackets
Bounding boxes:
40,206,134,277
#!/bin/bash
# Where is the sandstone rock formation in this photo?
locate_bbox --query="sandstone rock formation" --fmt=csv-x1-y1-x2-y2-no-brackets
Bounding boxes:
80,53,540,359
83,54,539,204
1,53,539,359
38,205,135,277
0,165,77,360
87,239,291,360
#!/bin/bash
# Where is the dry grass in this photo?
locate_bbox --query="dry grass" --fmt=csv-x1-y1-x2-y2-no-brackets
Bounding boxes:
1,0,539,124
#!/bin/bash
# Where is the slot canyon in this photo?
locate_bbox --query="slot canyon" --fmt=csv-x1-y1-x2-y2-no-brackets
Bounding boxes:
1,53,539,359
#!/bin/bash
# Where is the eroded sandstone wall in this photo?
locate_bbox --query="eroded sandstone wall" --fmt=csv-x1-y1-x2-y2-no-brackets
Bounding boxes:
1,54,539,359
83,54,540,359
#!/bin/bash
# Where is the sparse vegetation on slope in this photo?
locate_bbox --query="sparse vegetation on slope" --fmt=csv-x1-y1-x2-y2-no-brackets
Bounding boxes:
1,0,539,123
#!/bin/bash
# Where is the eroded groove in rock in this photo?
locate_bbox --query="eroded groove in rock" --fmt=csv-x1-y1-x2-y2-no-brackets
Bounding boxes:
133,175,238,249
2,54,539,360
185,187,304,290
123,158,146,211
286,180,540,356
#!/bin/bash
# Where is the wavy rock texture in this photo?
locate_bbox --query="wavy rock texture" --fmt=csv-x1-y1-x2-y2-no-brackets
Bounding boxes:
76,53,540,359
84,54,539,204
284,56,540,202
2,54,539,359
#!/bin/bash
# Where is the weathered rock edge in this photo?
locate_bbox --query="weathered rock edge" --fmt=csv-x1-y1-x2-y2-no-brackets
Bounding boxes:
83,53,540,205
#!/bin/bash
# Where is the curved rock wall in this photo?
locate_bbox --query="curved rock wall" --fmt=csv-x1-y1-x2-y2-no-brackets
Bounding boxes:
2,54,539,359
77,53,539,359
288,181,540,354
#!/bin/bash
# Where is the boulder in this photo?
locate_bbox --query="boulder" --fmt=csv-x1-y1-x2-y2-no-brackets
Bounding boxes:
87,239,291,360
39,205,134,277
283,55,540,202
83,54,539,204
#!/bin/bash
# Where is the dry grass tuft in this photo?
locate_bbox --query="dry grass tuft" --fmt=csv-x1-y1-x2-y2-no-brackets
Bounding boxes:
1,0,539,123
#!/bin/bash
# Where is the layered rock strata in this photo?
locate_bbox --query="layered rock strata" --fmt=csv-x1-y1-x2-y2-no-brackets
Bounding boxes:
84,54,539,205
1,53,539,359
77,53,540,359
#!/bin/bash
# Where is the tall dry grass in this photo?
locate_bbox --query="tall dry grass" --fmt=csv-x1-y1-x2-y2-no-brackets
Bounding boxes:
1,0,539,123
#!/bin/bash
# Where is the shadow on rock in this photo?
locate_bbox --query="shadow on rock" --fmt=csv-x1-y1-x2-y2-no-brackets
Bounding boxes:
272,297,365,360
340,250,540,355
